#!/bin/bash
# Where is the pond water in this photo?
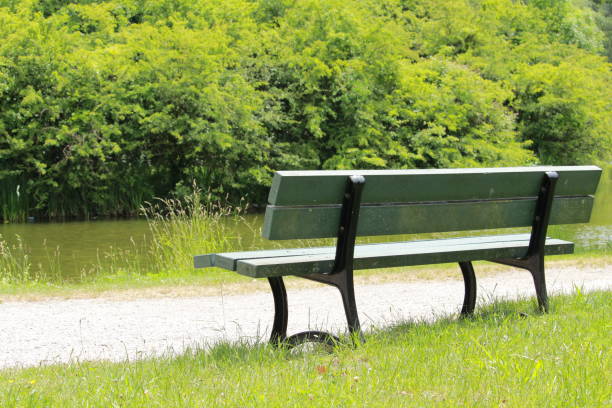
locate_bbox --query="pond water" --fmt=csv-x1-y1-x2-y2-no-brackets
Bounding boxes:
1,167,610,281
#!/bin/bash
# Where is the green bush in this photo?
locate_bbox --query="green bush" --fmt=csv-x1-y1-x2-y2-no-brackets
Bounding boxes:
512,58,611,164
0,0,610,220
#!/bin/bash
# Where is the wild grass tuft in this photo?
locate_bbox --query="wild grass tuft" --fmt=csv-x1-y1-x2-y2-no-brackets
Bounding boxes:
141,188,245,276
0,234,33,284
0,235,72,284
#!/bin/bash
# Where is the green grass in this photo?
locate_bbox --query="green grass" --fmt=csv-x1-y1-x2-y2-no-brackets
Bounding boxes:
1,290,610,407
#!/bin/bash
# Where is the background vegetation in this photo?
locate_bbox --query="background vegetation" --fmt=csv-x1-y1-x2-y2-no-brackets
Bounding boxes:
1,0,611,220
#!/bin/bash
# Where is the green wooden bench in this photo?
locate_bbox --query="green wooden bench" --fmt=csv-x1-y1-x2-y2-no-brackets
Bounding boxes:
195,166,601,345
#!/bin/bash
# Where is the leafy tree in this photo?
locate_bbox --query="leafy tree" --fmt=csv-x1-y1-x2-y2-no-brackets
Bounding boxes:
0,0,610,220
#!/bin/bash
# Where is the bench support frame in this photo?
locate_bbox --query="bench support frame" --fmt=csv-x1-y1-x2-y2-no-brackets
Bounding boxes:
268,175,366,346
492,171,559,312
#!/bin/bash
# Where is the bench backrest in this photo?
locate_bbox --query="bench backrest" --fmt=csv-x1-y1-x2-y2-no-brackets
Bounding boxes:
262,166,601,240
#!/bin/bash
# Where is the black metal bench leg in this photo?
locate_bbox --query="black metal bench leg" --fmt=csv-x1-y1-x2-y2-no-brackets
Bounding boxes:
268,276,288,344
337,271,364,342
494,256,549,312
530,257,549,312
459,261,477,315
269,275,340,347
298,269,364,345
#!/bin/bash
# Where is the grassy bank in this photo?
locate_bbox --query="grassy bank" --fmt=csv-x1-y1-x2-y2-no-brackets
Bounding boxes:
1,290,610,407
0,253,609,302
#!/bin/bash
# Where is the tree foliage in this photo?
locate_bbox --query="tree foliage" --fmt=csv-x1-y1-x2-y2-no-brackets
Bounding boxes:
0,0,610,219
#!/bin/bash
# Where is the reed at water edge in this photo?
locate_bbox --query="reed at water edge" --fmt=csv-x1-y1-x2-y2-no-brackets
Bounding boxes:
0,177,29,224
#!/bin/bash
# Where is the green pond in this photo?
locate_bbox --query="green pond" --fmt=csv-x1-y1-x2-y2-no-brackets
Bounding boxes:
1,168,610,282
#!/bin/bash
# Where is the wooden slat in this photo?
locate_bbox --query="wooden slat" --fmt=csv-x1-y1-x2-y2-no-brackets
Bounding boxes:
200,233,537,270
194,254,214,268
212,246,331,270
263,196,594,240
268,166,601,205
235,238,574,278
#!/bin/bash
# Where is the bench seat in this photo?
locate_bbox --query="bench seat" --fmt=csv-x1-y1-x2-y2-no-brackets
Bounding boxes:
196,233,574,278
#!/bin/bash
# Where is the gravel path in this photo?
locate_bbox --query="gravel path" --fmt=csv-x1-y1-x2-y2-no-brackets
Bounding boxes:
1,266,610,369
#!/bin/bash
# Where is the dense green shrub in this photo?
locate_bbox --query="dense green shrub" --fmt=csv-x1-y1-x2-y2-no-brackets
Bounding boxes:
0,0,610,220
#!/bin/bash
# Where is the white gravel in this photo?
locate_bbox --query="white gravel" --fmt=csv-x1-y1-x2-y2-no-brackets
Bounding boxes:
1,266,610,369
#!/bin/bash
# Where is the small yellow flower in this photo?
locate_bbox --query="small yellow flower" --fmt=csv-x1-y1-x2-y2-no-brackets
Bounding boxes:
30,380,36,385
8,379,14,384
